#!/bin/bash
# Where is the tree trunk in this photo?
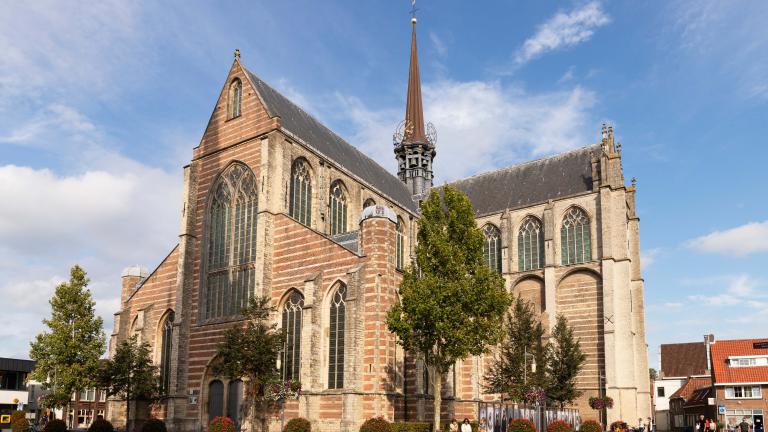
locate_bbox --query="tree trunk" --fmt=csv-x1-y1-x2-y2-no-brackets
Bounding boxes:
433,367,442,432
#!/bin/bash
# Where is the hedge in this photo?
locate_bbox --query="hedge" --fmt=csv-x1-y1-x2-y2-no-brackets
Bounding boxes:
390,422,432,432
579,420,602,432
140,419,167,432
284,417,311,432
88,418,115,432
360,417,392,432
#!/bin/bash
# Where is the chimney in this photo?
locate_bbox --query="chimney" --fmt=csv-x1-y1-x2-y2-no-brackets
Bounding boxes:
121,265,148,304
704,334,714,374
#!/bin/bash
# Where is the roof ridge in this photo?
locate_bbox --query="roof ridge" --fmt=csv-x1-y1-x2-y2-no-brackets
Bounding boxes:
447,143,600,186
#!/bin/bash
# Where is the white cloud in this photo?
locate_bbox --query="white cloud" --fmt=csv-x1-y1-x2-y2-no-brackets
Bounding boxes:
515,2,610,66
687,221,768,256
687,274,766,307
430,32,448,57
641,248,661,270
338,79,598,183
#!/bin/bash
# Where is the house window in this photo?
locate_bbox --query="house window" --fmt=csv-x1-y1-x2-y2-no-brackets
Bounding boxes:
726,386,761,399
328,283,347,389
657,387,665,397
329,181,348,236
79,388,95,401
160,311,175,392
281,291,304,381
204,164,258,320
561,207,591,265
396,218,405,270
289,159,312,226
518,216,544,271
732,358,758,366
229,79,242,119
483,224,502,273
98,390,106,402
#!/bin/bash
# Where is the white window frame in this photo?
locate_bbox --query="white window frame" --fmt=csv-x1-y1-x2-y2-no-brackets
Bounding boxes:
725,385,761,399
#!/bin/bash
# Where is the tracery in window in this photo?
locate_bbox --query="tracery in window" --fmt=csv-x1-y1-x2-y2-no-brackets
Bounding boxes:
396,217,405,270
560,207,591,265
483,224,502,273
160,311,174,393
289,159,312,226
281,290,304,381
518,216,544,271
329,181,348,236
229,79,242,119
328,283,347,389
205,163,258,320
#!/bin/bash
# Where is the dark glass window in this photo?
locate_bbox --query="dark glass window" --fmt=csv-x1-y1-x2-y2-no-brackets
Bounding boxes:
281,291,304,381
561,207,591,265
230,79,242,118
227,380,243,428
289,159,312,226
328,283,347,389
160,311,174,393
396,218,406,270
208,380,224,419
518,216,544,271
329,181,348,236
483,224,502,273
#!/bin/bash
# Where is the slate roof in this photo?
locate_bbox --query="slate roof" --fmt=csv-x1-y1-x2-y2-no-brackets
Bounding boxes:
711,338,768,384
446,145,600,216
242,66,419,213
0,357,35,373
661,342,709,378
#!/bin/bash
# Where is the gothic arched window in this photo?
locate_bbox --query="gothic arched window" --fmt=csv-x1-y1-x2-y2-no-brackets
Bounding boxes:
329,181,348,236
160,311,174,393
518,217,544,271
561,207,591,265
328,283,347,389
483,224,502,273
281,291,304,381
205,163,258,320
208,380,224,419
396,217,405,270
289,159,312,226
229,79,242,119
227,380,243,429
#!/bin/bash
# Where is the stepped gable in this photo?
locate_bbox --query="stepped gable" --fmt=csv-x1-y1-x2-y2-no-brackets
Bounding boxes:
446,144,600,216
242,66,419,213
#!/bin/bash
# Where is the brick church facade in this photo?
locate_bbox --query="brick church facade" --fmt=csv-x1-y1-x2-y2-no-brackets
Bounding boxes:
108,17,651,432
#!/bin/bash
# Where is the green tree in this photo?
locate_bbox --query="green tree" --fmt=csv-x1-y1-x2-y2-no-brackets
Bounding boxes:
98,335,161,432
485,297,547,402
212,296,285,431
649,368,658,381
387,186,511,432
29,265,106,420
545,314,586,408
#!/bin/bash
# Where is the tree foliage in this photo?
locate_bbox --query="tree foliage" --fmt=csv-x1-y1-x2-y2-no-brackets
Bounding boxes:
545,314,586,407
485,297,546,402
387,186,511,431
29,265,106,408
212,296,285,430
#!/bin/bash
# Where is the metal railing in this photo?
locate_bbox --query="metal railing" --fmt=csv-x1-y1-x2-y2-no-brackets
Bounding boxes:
478,401,581,432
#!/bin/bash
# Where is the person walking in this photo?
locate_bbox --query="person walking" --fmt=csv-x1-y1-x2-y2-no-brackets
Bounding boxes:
449,419,459,432
461,418,473,432
739,418,751,432
697,415,708,432
478,418,488,432
708,418,717,432
648,417,654,432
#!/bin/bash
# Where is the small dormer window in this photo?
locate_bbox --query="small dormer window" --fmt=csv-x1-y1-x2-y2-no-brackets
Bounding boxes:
229,79,242,119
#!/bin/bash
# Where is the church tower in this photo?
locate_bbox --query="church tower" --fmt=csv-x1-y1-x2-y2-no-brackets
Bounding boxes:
394,16,436,202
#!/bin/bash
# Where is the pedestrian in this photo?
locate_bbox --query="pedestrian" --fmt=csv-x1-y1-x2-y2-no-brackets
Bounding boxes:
648,417,654,432
697,415,707,432
709,419,717,432
449,419,459,432
461,418,473,432
739,418,751,432
478,417,488,432
638,418,645,432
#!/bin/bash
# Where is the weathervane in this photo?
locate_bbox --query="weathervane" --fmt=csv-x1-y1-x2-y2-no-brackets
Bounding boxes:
410,0,419,20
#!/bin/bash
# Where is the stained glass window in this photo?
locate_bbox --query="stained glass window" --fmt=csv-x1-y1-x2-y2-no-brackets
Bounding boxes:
518,217,544,271
483,224,502,273
205,163,257,320
328,283,347,389
289,159,312,226
329,181,348,236
561,207,591,265
281,291,304,381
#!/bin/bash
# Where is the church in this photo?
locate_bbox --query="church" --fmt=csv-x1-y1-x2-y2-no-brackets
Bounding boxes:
108,15,651,432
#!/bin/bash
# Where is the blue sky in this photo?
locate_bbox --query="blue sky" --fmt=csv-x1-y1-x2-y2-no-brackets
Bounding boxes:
1,1,767,366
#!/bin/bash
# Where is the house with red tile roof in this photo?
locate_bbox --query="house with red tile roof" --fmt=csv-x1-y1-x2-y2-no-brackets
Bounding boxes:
709,338,768,432
669,376,714,431
656,337,713,431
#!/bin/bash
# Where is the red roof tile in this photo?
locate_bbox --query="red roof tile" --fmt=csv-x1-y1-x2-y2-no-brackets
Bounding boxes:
669,377,712,401
661,342,709,378
711,338,768,384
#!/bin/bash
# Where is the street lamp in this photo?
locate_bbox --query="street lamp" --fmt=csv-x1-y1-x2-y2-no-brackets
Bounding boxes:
598,372,606,430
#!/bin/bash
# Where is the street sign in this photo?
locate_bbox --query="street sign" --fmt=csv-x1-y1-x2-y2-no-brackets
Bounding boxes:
718,405,726,414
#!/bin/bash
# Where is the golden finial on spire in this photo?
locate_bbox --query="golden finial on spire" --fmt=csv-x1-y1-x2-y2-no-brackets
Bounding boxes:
234,48,241,61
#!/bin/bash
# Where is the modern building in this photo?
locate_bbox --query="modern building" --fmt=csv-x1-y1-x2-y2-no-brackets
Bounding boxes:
108,14,651,432
655,338,711,430
0,358,34,426
710,338,767,432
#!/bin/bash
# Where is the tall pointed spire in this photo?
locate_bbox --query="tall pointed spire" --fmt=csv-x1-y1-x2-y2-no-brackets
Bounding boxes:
394,13,436,202
404,18,427,144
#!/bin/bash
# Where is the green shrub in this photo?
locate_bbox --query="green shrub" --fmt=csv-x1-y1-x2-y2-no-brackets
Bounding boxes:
580,420,602,432
508,418,537,432
390,422,432,432
284,417,311,432
548,420,574,432
11,418,29,432
209,417,235,432
609,421,627,432
360,417,392,432
140,419,167,432
88,418,114,432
